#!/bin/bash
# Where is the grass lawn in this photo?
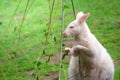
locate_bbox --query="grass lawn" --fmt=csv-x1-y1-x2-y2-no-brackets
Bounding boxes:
0,0,120,80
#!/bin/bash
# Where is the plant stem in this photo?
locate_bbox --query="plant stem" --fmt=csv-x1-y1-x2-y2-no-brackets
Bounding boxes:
71,0,76,18
59,0,64,80
45,0,55,46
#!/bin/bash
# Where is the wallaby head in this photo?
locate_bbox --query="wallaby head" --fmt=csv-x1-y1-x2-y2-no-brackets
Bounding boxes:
63,12,90,37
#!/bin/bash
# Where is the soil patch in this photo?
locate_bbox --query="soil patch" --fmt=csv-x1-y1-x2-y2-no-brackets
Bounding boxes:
49,40,73,63
50,53,70,63
14,14,23,19
44,72,58,80
115,21,120,27
114,59,120,67
23,69,34,80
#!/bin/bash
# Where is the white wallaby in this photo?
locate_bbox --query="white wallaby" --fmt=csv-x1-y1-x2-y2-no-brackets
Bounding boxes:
63,12,114,80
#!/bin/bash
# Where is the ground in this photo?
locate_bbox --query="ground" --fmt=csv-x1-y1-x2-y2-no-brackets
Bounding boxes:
0,0,120,80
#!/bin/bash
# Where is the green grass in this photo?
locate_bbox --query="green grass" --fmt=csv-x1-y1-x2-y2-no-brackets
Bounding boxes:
0,0,120,80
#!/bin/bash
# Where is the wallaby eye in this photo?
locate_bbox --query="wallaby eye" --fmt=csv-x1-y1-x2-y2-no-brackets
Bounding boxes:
70,26,74,29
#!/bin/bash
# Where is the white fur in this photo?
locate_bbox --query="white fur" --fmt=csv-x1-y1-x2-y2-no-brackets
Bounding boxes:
63,12,114,80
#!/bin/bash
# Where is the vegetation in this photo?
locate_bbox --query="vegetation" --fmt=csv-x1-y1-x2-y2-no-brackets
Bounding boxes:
0,0,120,80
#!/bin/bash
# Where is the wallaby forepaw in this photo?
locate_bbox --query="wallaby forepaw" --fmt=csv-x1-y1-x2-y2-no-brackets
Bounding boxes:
65,47,71,53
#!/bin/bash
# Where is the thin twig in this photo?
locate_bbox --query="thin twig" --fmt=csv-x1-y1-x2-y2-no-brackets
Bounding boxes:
1,0,22,41
18,0,30,36
26,0,35,15
8,0,22,27
48,0,51,12
33,0,55,79
15,0,30,78
45,0,55,46
17,0,30,51
59,0,64,80
71,0,76,18
119,63,120,80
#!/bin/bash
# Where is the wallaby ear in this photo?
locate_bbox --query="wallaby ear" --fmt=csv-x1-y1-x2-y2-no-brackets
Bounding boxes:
76,11,84,20
79,12,90,24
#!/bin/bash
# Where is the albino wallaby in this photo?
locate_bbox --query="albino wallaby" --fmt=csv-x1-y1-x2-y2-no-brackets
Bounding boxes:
63,12,114,80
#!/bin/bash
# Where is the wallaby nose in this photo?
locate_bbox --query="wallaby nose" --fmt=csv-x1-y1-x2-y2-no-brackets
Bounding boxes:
62,32,67,37
62,32,65,35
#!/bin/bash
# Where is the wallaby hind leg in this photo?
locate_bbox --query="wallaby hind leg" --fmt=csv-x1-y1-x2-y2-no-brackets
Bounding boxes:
68,56,81,80
98,70,113,80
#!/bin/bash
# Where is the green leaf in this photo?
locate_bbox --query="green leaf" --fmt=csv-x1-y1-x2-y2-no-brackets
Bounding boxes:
36,76,39,80
14,26,17,32
52,34,56,42
46,55,51,63
8,51,17,59
62,52,68,60
33,60,37,64
43,49,46,55
12,51,16,55
37,60,42,67
46,22,49,27
54,36,56,42
9,51,17,57
0,22,2,25
62,43,65,47
61,64,63,68
64,4,69,9
45,31,48,36
31,70,35,76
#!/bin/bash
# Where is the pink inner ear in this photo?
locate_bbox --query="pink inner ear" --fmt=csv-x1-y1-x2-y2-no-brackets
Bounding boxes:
80,15,87,23
80,13,90,23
